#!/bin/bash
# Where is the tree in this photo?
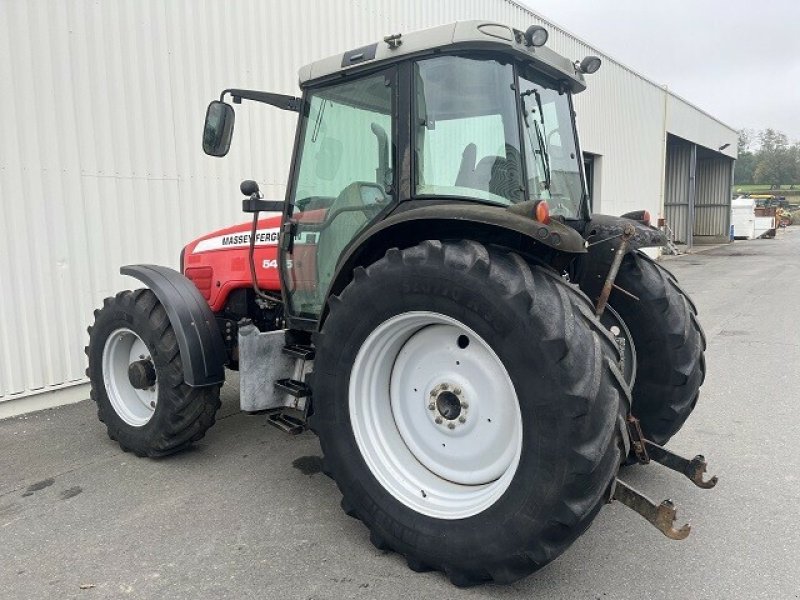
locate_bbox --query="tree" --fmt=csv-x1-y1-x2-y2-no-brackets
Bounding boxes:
759,128,789,153
734,129,756,185
734,128,799,187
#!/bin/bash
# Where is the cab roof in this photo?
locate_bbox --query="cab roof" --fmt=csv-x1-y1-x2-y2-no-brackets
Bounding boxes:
298,20,588,93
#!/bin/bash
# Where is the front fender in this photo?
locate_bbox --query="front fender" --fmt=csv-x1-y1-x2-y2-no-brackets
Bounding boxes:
121,265,226,387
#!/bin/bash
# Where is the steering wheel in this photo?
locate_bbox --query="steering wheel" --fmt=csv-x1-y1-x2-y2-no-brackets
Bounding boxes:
312,182,389,232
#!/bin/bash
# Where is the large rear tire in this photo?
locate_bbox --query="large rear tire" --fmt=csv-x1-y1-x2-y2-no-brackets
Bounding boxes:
608,251,706,445
86,289,222,457
311,240,630,586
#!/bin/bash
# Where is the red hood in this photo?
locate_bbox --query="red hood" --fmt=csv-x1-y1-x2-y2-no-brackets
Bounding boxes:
183,214,284,256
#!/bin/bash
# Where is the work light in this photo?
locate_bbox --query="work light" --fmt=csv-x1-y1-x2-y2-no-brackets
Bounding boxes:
578,56,602,74
524,25,548,47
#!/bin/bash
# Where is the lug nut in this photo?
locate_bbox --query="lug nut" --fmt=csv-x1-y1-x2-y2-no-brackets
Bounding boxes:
435,416,443,424
453,387,462,395
428,403,435,410
447,422,455,429
458,415,466,423
461,401,469,409
440,383,449,391
149,401,156,408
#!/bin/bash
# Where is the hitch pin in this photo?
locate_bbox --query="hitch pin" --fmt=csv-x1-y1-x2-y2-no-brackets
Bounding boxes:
612,479,691,540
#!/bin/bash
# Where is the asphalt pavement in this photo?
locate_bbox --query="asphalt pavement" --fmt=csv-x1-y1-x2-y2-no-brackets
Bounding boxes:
2,228,799,599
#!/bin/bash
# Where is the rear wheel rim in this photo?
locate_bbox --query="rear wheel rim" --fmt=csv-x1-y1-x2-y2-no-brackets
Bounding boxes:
102,328,158,427
349,311,522,520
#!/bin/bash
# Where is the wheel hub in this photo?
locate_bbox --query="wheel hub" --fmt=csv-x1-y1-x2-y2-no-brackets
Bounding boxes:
102,328,159,427
435,390,462,420
428,384,468,428
128,359,156,390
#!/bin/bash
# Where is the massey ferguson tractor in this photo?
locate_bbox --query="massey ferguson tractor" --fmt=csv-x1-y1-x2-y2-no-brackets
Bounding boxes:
87,21,715,586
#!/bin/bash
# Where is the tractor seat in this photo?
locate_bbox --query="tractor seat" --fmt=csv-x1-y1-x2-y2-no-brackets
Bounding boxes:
455,143,522,202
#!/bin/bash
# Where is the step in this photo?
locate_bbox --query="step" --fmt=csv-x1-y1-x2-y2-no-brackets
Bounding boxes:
282,344,315,360
266,407,306,435
274,378,311,398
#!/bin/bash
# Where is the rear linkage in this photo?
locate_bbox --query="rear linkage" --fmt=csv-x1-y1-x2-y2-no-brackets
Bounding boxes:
595,223,718,541
613,416,717,541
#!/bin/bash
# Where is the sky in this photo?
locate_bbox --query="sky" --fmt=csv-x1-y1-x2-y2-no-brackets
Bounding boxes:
519,0,800,143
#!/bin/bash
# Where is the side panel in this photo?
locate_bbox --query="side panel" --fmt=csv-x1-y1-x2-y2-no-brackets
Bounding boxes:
183,216,284,312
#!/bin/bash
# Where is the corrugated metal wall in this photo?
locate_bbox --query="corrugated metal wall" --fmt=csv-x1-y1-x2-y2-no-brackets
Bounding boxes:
0,0,738,404
695,157,733,237
664,142,692,244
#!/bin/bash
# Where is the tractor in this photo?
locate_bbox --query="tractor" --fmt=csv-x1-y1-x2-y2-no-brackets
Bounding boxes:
86,21,715,586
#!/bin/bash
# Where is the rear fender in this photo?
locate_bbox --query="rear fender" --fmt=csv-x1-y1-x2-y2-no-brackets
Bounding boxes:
324,202,587,323
121,265,226,386
574,213,667,301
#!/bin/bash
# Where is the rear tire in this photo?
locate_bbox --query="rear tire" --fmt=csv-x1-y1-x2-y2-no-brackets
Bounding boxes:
311,240,629,585
608,251,706,445
86,289,222,457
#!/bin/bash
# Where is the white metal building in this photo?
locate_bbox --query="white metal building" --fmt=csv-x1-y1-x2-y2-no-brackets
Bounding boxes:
0,0,738,414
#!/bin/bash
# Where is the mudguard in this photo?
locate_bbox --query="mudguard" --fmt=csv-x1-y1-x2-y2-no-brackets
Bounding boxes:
326,201,587,301
121,265,226,386
575,214,667,301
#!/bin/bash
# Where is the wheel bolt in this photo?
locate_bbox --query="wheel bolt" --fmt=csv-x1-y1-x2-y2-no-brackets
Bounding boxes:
458,415,466,423
435,416,443,424
440,383,449,391
453,387,462,395
461,401,469,409
428,403,435,410
447,422,455,429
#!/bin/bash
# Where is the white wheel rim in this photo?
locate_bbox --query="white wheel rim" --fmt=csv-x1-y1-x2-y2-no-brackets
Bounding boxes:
102,328,158,427
349,312,523,520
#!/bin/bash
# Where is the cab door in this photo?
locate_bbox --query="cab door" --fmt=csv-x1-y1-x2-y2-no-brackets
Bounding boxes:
281,69,396,325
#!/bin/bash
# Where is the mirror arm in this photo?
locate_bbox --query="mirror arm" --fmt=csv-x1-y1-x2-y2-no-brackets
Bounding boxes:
242,197,284,213
221,89,303,113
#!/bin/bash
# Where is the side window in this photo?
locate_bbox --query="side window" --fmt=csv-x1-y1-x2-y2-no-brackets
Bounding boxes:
286,73,394,319
414,56,523,205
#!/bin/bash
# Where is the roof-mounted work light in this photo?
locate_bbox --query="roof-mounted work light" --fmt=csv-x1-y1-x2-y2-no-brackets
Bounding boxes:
524,25,548,47
578,56,602,74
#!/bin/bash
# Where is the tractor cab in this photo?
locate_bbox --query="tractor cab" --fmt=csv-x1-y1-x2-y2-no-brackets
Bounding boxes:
202,21,602,326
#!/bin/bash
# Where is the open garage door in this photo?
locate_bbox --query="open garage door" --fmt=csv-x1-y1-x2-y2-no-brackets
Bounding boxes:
664,134,733,247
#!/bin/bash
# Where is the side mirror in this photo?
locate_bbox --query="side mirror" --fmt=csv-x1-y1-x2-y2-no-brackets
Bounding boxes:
203,101,235,156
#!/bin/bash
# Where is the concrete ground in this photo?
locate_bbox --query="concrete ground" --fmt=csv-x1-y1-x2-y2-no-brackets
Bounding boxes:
2,229,799,600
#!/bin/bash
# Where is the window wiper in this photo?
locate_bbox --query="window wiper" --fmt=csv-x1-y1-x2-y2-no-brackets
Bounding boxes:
532,119,551,192
520,90,551,191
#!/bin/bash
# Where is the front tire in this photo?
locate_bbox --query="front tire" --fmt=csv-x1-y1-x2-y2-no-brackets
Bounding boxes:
311,240,630,586
87,289,222,457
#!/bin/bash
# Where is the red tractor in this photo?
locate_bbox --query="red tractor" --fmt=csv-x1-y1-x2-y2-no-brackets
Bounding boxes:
87,21,714,586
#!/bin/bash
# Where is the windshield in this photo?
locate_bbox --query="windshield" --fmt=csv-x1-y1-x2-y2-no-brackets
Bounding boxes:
518,71,584,218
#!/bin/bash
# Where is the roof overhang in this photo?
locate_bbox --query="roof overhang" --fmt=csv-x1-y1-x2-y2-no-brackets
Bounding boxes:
298,21,588,93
